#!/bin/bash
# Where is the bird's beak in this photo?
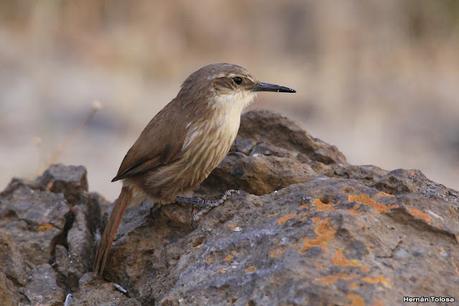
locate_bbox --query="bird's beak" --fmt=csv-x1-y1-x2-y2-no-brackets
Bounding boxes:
252,82,296,93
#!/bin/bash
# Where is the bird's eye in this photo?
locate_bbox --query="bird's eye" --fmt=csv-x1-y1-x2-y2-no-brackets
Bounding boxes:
232,77,243,85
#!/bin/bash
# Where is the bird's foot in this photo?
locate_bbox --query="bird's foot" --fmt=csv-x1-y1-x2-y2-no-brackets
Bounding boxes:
175,189,240,222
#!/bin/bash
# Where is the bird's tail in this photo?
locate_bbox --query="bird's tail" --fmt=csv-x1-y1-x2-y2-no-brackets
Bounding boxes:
93,186,133,275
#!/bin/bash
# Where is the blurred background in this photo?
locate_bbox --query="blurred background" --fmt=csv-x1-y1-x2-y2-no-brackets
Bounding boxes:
1,0,459,201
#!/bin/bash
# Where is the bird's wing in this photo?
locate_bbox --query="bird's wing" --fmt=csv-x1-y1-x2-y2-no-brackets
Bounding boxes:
112,100,187,182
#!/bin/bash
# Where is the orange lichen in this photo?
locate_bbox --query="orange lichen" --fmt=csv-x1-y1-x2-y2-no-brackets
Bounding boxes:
37,223,54,231
245,266,257,273
332,249,368,272
313,198,334,212
407,207,432,224
276,213,296,225
313,261,328,271
362,276,392,288
301,217,336,252
347,293,366,306
371,299,385,306
347,207,362,216
269,247,286,258
349,282,360,289
205,256,214,265
348,194,393,214
317,272,357,285
375,191,394,198
224,254,233,263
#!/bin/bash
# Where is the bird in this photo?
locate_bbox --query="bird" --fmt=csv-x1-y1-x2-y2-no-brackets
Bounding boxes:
93,63,295,275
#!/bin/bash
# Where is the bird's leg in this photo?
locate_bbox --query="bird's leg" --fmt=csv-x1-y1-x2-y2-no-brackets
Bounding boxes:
174,196,212,207
175,189,239,221
176,189,239,209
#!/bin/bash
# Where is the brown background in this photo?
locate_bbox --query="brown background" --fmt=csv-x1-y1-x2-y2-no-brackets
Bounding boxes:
1,0,458,200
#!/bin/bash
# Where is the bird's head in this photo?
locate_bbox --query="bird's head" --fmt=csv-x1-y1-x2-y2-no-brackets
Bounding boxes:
179,63,295,110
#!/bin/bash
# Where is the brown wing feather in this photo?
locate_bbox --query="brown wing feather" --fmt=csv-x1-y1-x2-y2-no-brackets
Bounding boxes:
112,99,187,182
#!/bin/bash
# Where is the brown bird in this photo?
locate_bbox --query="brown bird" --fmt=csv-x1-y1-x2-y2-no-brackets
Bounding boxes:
93,63,295,275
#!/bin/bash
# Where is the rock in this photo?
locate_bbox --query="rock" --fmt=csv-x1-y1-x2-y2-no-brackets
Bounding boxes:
0,231,27,286
200,110,345,196
63,194,101,290
0,185,69,266
238,111,346,165
0,110,458,305
110,180,459,306
24,264,65,306
37,164,89,205
0,272,20,306
71,273,141,306
0,164,104,305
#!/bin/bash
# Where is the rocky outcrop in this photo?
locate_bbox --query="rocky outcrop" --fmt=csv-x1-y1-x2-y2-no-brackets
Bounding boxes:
0,110,458,305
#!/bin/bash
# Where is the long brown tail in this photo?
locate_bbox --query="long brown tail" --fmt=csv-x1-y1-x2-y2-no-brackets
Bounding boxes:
94,186,132,275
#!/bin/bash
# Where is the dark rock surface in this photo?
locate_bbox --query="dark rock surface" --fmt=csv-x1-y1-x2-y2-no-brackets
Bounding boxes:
0,110,458,305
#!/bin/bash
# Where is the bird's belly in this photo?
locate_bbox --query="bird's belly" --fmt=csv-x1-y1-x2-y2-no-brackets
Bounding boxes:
179,117,239,185
143,116,240,201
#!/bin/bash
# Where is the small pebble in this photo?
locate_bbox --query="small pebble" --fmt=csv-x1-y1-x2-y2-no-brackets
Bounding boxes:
64,293,73,306
113,283,128,295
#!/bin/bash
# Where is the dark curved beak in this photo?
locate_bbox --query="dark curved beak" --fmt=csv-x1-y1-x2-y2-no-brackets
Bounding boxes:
252,82,296,93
